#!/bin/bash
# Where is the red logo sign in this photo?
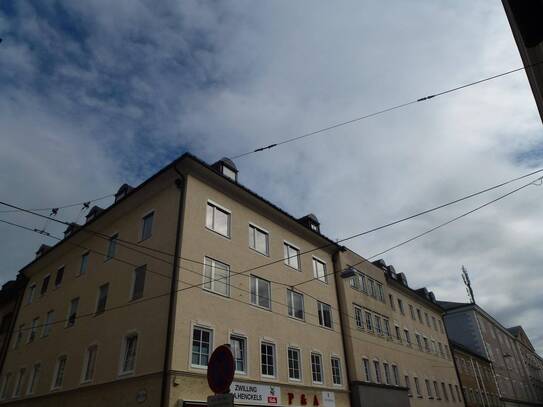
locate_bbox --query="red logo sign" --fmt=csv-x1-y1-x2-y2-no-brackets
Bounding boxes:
268,396,278,404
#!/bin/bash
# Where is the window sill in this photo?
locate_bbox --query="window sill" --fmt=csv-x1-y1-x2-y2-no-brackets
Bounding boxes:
249,247,270,257
284,264,301,272
80,379,93,385
118,370,135,378
319,325,334,331
205,227,231,240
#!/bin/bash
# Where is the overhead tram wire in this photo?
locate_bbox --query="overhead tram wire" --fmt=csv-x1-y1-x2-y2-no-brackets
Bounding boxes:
1,220,457,369
2,173,543,330
230,60,543,160
2,166,543,290
0,193,115,214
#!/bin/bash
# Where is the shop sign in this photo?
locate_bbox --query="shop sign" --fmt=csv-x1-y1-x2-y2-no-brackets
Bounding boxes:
231,381,281,405
321,392,335,407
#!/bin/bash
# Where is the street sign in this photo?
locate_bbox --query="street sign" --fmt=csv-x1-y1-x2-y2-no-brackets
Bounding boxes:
207,344,235,394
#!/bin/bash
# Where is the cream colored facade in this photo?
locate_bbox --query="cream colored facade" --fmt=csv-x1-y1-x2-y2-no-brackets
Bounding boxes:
0,154,350,407
334,249,463,407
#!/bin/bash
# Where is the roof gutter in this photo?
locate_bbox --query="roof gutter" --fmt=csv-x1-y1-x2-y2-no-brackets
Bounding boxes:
160,168,186,407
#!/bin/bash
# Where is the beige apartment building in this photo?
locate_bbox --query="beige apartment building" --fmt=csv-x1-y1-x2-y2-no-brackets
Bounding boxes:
0,153,350,407
334,249,463,407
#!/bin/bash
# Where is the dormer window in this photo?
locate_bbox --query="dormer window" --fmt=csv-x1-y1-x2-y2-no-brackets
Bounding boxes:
298,213,320,233
212,158,238,182
222,165,237,181
310,223,318,232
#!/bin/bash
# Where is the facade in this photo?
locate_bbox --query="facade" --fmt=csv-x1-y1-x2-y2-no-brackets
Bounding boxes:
0,153,349,407
0,277,26,373
507,327,543,404
440,302,542,407
334,250,463,407
451,341,500,407
502,0,543,124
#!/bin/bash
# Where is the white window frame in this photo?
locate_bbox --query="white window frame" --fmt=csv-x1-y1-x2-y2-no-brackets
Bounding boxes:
140,210,155,241
79,252,89,276
40,274,51,296
250,275,271,310
354,305,364,329
260,340,276,378
287,289,304,320
287,346,302,382
28,317,39,343
230,334,247,375
27,283,36,305
383,362,391,385
81,344,98,384
118,331,139,376
130,265,147,301
283,241,301,270
95,283,109,314
373,359,382,383
190,325,213,369
203,257,230,297
54,266,65,288
42,310,54,337
51,355,67,390
317,301,333,329
248,223,269,256
12,367,26,398
26,362,41,396
205,200,231,238
312,257,328,283
311,352,324,384
65,297,79,328
392,364,400,386
331,356,342,386
362,358,371,382
105,232,119,261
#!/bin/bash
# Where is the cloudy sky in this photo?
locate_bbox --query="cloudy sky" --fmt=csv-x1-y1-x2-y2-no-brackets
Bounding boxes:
1,1,542,352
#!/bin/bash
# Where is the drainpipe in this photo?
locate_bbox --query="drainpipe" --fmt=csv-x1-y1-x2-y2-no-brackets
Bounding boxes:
331,249,355,407
160,169,186,407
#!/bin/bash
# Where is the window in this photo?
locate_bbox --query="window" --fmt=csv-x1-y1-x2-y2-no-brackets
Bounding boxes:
105,233,118,260
359,274,367,293
27,363,40,395
318,302,332,328
28,317,39,343
455,385,461,401
414,377,422,397
14,325,24,348
409,304,416,320
438,342,444,357
52,356,67,389
373,360,381,383
368,279,375,297
287,290,304,320
416,334,422,351
288,347,301,380
404,329,411,345
365,311,373,332
423,337,430,352
251,276,271,309
0,373,11,400
389,294,395,310
383,319,390,337
66,297,79,327
261,342,275,377
363,358,371,382
441,382,448,401
206,202,230,237
121,334,138,374
397,298,405,315
192,327,212,367
40,275,50,295
432,316,437,331
96,283,109,314
54,267,64,288
230,335,246,374
284,243,300,270
141,212,154,241
405,375,412,395
13,368,25,397
424,312,430,327
431,340,437,354
82,345,98,382
249,224,269,255
42,310,54,337
374,315,382,335
27,283,36,304
416,309,422,323
449,384,456,402
311,353,323,384
80,252,89,275
203,258,230,297
425,379,433,398
312,258,327,283
433,381,441,399
392,365,400,386
395,326,401,341
376,283,384,302
129,265,146,301
383,363,391,385
439,319,444,333
354,306,364,328
331,357,342,385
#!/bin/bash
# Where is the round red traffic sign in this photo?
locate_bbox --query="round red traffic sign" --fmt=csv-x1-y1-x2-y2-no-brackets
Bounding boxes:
207,344,235,394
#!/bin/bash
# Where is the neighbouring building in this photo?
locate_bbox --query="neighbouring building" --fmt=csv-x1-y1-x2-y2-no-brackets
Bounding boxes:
451,340,500,407
502,0,543,124
334,250,463,407
507,327,543,404
440,301,543,407
0,276,26,373
0,153,350,407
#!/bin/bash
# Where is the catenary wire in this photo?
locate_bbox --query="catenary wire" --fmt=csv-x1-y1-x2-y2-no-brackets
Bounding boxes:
230,60,543,159
0,193,114,214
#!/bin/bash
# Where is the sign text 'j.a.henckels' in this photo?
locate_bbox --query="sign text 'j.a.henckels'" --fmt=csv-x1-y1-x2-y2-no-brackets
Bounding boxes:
231,382,281,405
